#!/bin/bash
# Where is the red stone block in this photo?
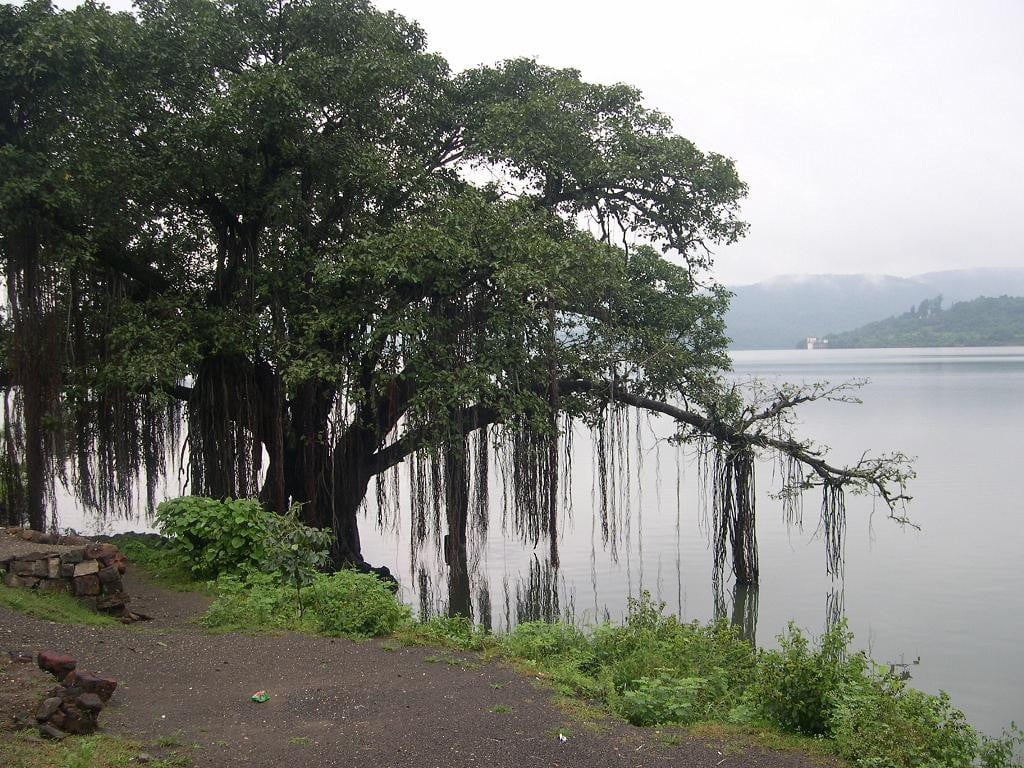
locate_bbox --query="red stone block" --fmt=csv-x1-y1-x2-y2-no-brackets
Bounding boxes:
37,651,76,679
74,672,118,702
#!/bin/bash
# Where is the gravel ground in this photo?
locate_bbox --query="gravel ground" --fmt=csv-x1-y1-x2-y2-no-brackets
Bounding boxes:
2,570,834,768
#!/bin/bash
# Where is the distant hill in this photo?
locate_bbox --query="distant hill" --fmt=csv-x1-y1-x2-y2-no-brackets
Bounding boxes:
823,295,1024,348
724,267,1024,349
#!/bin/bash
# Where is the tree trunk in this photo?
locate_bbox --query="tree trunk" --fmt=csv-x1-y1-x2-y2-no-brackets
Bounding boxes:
730,450,758,586
444,439,471,617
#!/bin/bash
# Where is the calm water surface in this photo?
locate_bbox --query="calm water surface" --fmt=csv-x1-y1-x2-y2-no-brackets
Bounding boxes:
364,346,1024,735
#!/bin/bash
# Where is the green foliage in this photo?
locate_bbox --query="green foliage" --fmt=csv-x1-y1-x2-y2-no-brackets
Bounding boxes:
0,730,185,768
617,673,705,726
109,533,207,592
398,614,489,650
0,583,119,626
154,496,272,578
748,621,867,735
201,572,298,633
202,569,410,639
978,725,1024,768
261,505,333,616
305,570,411,637
830,678,980,768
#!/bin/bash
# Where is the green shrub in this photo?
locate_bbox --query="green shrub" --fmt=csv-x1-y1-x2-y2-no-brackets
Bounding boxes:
155,496,272,577
401,614,489,650
831,676,980,768
977,724,1024,768
261,505,333,616
307,570,411,637
590,593,756,720
500,620,599,695
202,572,299,632
750,620,867,735
617,673,705,726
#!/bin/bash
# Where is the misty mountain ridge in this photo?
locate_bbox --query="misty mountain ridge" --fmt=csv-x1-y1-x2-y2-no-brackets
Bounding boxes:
724,267,1024,349
825,295,1024,348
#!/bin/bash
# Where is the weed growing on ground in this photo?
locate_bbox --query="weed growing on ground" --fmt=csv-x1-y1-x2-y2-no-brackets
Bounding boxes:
201,569,410,639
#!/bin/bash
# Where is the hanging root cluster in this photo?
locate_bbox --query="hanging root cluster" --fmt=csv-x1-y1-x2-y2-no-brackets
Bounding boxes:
710,443,758,589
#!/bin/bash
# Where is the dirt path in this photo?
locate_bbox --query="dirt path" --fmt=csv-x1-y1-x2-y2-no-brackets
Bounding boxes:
2,570,830,768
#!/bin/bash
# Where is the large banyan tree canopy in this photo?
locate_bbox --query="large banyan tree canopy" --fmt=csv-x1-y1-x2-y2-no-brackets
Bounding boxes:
0,0,912,586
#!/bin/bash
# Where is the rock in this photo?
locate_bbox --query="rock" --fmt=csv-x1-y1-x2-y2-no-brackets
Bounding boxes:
76,692,104,712
57,534,89,546
12,558,49,578
36,696,63,722
59,550,86,566
61,704,95,735
73,559,100,577
3,572,23,588
73,574,101,596
74,672,118,702
84,542,119,561
8,650,33,663
46,557,60,579
136,753,154,763
98,565,121,585
38,651,76,679
38,723,68,741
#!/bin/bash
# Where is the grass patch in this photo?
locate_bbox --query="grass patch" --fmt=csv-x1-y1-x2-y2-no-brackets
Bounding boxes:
0,584,120,626
201,570,410,639
109,534,210,594
0,731,186,768
689,722,845,763
491,704,512,713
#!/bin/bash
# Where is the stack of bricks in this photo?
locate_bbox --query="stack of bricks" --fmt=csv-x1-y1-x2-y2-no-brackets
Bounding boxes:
1,529,132,617
35,651,117,740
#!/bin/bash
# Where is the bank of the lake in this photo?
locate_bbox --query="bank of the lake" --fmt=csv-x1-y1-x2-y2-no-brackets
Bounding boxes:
62,347,1024,738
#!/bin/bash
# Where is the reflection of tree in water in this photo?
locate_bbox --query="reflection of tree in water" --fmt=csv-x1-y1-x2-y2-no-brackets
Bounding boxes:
714,582,759,645
825,584,845,632
512,554,573,625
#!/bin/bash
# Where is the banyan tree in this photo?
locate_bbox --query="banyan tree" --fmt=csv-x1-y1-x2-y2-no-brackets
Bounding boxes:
0,0,912,588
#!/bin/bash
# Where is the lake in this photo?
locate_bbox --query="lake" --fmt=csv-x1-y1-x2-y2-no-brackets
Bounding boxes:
64,346,1024,735
363,346,1024,736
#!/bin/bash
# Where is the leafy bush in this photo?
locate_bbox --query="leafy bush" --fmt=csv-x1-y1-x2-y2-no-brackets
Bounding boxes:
155,496,272,577
202,573,299,632
749,620,867,735
261,505,333,616
500,620,599,694
401,614,489,650
591,593,756,721
830,678,980,768
307,570,411,637
203,569,409,639
617,673,705,726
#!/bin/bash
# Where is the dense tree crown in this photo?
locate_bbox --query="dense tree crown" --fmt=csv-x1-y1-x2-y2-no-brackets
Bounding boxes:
0,0,910,586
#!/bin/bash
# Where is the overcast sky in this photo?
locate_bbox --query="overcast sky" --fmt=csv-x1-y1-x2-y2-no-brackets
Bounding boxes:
51,0,1024,285
380,0,1024,285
